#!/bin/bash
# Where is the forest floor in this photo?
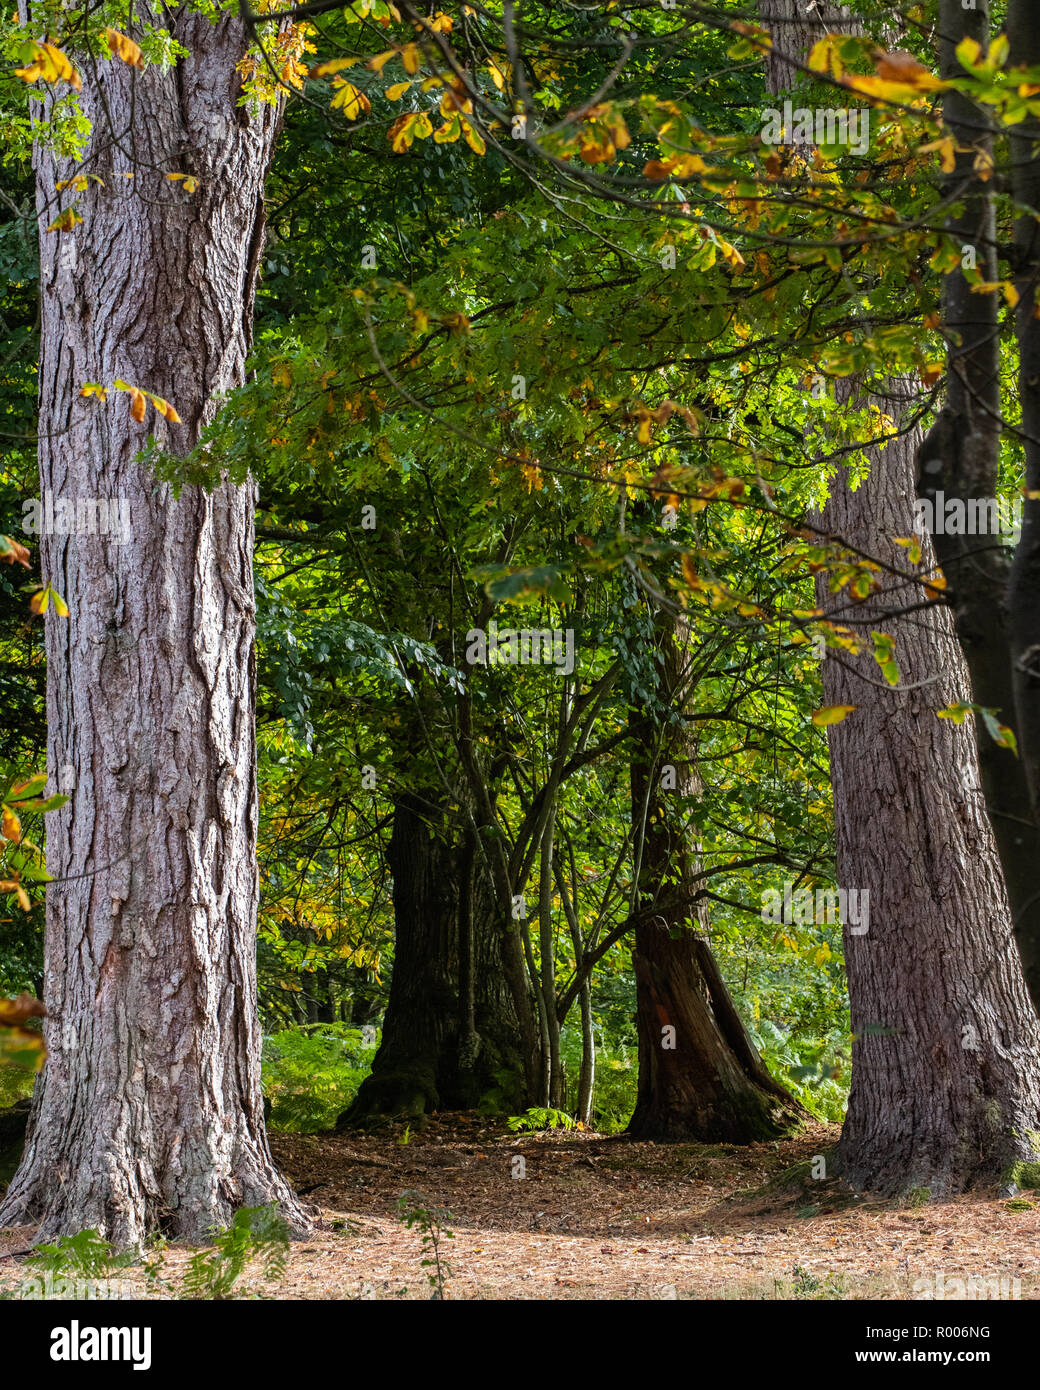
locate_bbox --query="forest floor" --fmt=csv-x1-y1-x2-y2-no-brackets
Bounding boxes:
3,1115,1038,1299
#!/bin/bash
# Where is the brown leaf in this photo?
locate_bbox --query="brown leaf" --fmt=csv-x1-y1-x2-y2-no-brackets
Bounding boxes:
0,992,47,1026
0,535,31,568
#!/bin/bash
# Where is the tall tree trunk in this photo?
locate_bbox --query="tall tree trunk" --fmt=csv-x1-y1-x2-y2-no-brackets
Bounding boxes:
340,788,525,1123
914,0,1040,1009
762,0,1040,1195
0,9,306,1244
626,618,807,1142
1006,0,1040,953
819,381,1040,1194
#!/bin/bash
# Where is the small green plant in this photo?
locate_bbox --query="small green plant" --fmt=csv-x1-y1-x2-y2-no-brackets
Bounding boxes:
507,1106,577,1134
774,1265,847,1300
396,1190,454,1299
25,1229,134,1282
395,1124,412,1146
181,1204,290,1300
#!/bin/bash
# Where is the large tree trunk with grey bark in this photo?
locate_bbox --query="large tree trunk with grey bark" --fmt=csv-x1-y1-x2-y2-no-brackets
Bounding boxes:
819,381,1040,1195
911,0,1040,1011
1004,0,1040,997
0,8,306,1244
761,0,1040,1193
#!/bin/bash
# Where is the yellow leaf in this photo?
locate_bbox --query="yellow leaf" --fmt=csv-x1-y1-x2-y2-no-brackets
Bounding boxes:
1,805,21,842
440,86,473,116
919,135,957,173
842,71,943,102
812,704,857,727
105,27,144,69
717,236,745,269
385,81,411,100
15,41,81,91
331,79,371,119
434,114,461,143
873,50,942,88
389,110,432,151
808,37,840,77
460,117,485,154
974,147,994,181
401,44,421,75
311,57,361,76
893,535,923,564
46,207,82,234
152,395,182,423
129,388,147,422
956,37,983,69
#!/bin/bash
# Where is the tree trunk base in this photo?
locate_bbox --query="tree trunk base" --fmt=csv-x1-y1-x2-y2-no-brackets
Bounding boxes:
835,1064,1040,1201
337,1067,439,1128
0,1102,310,1247
627,1089,805,1144
626,938,810,1144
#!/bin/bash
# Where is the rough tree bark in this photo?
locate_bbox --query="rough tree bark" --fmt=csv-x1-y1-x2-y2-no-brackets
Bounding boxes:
762,0,1040,1192
339,788,525,1123
914,0,1040,1009
626,615,807,1143
819,381,1040,1194
1005,0,1040,957
0,8,307,1243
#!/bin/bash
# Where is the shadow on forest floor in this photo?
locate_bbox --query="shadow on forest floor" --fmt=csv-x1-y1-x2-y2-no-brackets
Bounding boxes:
247,1114,1040,1299
1,1114,1036,1299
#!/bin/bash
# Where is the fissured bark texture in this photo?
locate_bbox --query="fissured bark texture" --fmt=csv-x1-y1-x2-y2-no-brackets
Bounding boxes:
0,10,306,1244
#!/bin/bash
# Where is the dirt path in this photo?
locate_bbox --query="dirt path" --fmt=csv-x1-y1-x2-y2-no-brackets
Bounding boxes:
264,1117,1040,1299
3,1116,1038,1299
